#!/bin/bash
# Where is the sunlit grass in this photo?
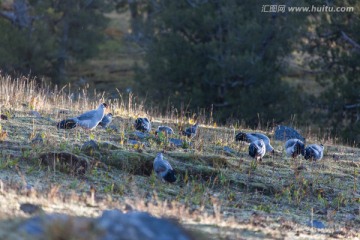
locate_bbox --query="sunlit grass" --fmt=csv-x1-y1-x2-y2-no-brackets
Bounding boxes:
0,75,358,239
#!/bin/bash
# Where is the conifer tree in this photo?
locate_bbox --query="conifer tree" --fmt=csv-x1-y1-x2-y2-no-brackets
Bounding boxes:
135,0,306,124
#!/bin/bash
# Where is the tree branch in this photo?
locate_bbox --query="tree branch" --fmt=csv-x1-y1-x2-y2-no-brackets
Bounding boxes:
0,0,31,29
344,103,360,109
341,31,360,51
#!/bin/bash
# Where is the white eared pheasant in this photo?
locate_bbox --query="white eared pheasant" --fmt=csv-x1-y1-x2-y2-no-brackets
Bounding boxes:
57,103,108,130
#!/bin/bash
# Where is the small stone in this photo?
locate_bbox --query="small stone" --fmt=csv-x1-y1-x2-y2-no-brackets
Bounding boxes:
306,220,326,229
127,139,139,145
124,203,134,211
223,146,236,156
82,140,99,151
133,131,149,139
99,141,120,150
20,203,42,214
169,138,184,147
29,111,41,118
107,125,119,132
297,165,307,171
314,208,327,215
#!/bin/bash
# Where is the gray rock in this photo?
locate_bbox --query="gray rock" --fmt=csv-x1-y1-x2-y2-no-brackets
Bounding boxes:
20,203,42,215
96,210,191,240
99,141,120,150
274,125,305,142
18,210,192,240
107,125,119,132
18,214,70,236
81,140,99,151
127,139,140,145
169,138,184,147
133,131,150,139
223,146,236,155
29,110,41,118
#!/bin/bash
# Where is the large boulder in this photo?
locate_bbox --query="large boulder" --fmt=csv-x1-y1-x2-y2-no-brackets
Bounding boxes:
96,210,192,240
18,210,193,240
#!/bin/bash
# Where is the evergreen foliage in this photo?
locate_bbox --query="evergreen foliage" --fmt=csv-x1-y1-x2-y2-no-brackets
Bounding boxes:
304,0,360,143
134,0,307,124
0,0,111,83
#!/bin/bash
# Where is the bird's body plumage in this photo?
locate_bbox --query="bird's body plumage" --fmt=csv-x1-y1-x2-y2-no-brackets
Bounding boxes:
57,103,108,130
98,113,113,128
249,139,266,161
134,118,151,132
285,139,305,158
304,144,324,161
182,123,198,138
57,119,77,129
155,126,174,135
153,153,176,183
236,132,274,153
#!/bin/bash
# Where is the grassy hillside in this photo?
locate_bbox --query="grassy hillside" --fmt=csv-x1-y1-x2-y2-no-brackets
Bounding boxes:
0,75,359,239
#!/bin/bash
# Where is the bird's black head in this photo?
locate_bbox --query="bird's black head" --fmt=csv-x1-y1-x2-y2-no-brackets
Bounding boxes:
56,121,63,129
235,132,247,141
181,130,191,138
294,141,305,156
134,118,147,132
304,147,313,160
248,144,257,158
134,117,142,127
102,103,108,108
163,170,176,183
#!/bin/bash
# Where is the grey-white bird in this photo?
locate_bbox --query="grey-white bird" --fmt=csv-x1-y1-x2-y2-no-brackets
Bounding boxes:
98,113,113,128
155,126,175,136
153,153,176,183
57,103,108,130
236,132,274,153
304,144,324,161
285,138,305,158
249,139,266,161
182,123,198,138
134,117,151,132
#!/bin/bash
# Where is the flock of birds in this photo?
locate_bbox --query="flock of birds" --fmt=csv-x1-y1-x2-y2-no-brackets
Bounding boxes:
56,103,325,183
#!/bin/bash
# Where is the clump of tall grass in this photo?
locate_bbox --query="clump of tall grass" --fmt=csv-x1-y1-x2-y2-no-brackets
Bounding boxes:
0,74,148,118
0,74,211,127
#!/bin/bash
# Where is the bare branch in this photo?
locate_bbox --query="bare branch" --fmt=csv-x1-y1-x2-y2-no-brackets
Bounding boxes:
344,103,360,109
341,31,360,51
186,0,208,8
0,10,16,23
0,0,32,29
186,0,197,8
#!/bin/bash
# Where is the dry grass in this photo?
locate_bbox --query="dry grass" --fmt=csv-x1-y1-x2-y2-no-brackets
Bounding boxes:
0,75,359,239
